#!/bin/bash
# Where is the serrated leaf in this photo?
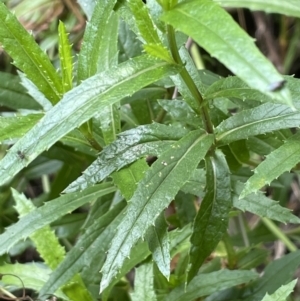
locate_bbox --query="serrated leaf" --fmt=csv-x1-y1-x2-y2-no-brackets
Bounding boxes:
241,131,300,197
261,279,297,301
0,55,180,186
58,21,73,92
215,0,300,18
161,0,292,106
144,43,173,62
0,71,40,110
146,213,170,279
65,123,189,193
0,114,42,142
188,150,231,281
233,181,300,224
77,0,117,81
0,183,116,255
131,262,157,301
165,269,258,301
216,103,300,144
100,131,214,292
0,3,63,103
38,201,126,297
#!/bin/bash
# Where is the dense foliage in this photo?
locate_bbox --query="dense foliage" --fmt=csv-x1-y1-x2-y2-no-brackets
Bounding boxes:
1,0,300,300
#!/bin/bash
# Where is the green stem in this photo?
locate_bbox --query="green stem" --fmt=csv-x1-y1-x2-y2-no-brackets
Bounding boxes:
223,232,236,269
262,217,297,252
167,25,213,134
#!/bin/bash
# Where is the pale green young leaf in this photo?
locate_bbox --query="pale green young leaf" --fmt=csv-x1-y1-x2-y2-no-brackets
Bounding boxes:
131,262,157,301
0,3,63,103
216,103,300,145
188,150,231,281
0,72,40,110
146,212,170,279
0,56,180,186
241,131,300,198
58,21,73,92
161,0,292,106
39,201,126,297
0,183,116,255
233,182,300,224
100,131,214,292
77,0,117,82
165,269,258,301
215,0,300,18
261,279,297,301
0,263,67,300
0,114,42,142
144,44,174,62
65,123,188,193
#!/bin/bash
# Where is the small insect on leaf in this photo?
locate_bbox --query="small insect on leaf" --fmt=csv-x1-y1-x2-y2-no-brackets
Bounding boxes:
17,150,26,160
268,80,286,92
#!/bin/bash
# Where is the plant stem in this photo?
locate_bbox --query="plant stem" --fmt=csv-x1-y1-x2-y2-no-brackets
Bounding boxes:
167,25,213,134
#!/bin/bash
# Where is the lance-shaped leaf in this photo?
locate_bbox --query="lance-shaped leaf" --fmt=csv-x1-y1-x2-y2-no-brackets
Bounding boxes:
215,103,300,144
100,130,214,292
0,183,116,255
0,56,180,186
161,0,292,106
39,201,126,297
188,150,231,282
165,269,258,301
58,21,73,92
0,2,63,103
214,0,300,18
65,123,189,193
77,0,117,81
261,279,297,301
233,182,300,224
241,131,300,198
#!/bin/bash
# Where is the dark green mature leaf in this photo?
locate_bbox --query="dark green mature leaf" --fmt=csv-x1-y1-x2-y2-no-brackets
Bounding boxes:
215,0,300,18
0,72,40,110
0,114,42,142
215,103,300,144
165,269,258,301
39,201,126,297
146,213,170,279
188,150,231,281
100,131,214,292
241,131,300,198
0,183,116,255
65,123,189,193
131,262,157,301
233,182,300,224
0,3,63,103
0,56,180,186
77,0,117,81
161,0,292,106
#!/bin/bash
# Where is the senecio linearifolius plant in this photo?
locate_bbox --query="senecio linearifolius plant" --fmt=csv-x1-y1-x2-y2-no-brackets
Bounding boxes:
0,0,300,300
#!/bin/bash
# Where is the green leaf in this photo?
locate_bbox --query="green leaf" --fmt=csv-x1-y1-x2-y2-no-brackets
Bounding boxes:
0,72,40,110
77,0,96,20
39,201,126,297
131,262,157,301
58,21,73,93
146,213,170,279
77,0,117,81
241,131,300,197
0,114,42,142
0,2,63,103
65,123,188,193
161,0,292,106
0,183,116,255
215,0,300,18
260,279,297,301
233,182,300,224
165,269,258,301
0,55,180,186
188,150,231,281
215,103,300,144
100,131,214,292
